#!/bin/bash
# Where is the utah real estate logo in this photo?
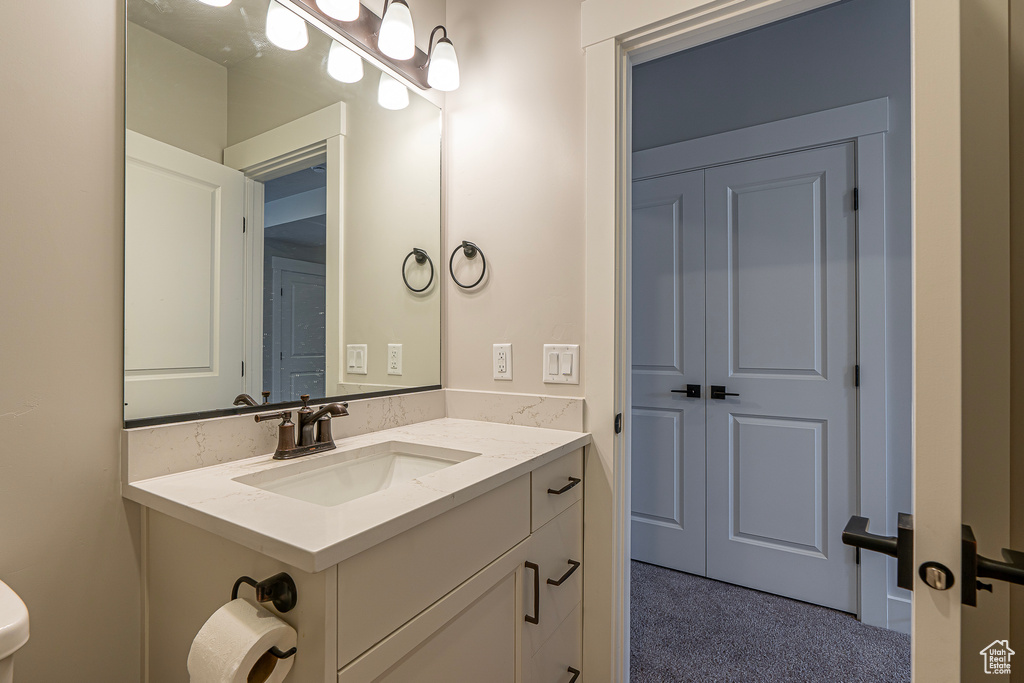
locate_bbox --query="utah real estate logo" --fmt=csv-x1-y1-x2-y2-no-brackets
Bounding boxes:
980,640,1014,675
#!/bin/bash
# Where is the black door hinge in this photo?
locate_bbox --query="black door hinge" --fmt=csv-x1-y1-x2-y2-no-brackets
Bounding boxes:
614,413,623,434
855,364,860,387
243,217,246,233
242,360,245,377
853,188,859,211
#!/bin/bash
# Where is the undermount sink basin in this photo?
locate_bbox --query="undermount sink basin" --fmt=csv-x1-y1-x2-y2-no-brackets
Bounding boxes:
235,441,480,507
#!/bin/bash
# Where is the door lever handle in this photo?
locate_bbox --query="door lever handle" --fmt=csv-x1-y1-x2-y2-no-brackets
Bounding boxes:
842,514,915,590
961,525,1024,606
709,385,739,400
671,384,701,398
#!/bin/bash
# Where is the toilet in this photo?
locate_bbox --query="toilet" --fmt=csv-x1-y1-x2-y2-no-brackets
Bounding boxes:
0,581,28,683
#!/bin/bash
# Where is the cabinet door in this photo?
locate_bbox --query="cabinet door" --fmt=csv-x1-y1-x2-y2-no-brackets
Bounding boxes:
374,572,517,683
523,501,583,656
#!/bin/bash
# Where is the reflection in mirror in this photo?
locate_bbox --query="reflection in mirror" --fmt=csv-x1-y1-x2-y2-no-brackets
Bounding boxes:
124,0,441,422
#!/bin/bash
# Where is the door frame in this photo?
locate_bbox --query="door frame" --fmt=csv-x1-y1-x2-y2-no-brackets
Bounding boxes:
632,97,895,629
581,1,965,681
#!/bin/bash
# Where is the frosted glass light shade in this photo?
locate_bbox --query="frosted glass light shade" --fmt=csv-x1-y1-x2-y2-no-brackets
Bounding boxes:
427,38,459,91
378,0,415,60
198,0,232,6
316,0,359,21
328,41,363,83
266,0,309,51
378,73,409,110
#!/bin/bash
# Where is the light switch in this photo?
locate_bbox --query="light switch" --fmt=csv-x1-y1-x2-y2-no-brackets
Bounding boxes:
543,344,579,385
347,344,367,375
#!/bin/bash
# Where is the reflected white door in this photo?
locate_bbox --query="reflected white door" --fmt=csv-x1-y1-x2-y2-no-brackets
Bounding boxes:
704,143,858,612
124,131,245,419
630,170,706,575
271,258,326,402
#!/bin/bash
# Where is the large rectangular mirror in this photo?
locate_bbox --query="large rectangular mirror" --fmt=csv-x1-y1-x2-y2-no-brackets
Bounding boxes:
124,0,441,424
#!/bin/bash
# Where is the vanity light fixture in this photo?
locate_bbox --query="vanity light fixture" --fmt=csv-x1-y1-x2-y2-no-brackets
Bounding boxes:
266,0,309,51
425,26,459,91
327,40,364,83
378,72,410,110
316,0,359,22
197,0,232,6
377,0,415,60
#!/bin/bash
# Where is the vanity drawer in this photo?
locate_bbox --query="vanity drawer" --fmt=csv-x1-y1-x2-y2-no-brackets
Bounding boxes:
337,475,530,668
524,602,583,683
523,500,583,656
531,449,583,531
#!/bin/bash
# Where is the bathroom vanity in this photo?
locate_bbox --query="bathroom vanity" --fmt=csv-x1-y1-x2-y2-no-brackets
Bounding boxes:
124,416,589,682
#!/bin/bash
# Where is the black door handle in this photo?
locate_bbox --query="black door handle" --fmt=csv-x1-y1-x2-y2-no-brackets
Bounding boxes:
671,384,701,398
709,385,739,400
841,514,915,590
962,525,1024,606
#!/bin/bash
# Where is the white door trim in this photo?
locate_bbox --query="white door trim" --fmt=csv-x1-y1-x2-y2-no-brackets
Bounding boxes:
630,98,894,628
583,2,967,680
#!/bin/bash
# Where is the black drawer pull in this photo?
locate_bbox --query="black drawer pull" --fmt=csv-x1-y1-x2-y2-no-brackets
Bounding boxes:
524,561,539,624
567,666,581,682
547,477,581,495
547,559,581,586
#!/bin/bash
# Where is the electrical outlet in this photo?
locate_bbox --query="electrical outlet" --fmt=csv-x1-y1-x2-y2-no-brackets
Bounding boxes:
388,344,403,375
347,344,367,375
493,343,512,380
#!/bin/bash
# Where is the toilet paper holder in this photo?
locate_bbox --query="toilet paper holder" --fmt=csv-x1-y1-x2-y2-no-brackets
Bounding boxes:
232,573,298,614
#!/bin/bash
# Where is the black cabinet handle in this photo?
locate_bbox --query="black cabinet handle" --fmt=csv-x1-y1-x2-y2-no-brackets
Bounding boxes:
548,477,581,495
709,385,739,400
567,666,581,682
547,559,581,586
524,561,539,624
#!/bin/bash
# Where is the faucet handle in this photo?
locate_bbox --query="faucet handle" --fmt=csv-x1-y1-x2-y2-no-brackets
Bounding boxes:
254,411,297,456
261,391,271,404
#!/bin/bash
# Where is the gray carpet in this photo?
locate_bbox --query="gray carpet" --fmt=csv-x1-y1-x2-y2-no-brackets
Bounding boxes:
630,561,910,683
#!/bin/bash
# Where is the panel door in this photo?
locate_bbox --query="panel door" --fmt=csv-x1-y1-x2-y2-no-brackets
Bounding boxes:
275,261,326,401
630,170,706,575
704,143,858,612
124,131,245,419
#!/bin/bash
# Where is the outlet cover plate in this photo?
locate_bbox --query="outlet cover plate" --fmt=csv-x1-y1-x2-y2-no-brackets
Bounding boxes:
493,343,512,380
347,344,367,375
542,344,579,384
387,344,402,376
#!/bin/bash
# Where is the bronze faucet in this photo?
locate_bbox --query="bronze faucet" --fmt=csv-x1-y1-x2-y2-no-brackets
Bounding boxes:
254,394,349,460
234,391,271,407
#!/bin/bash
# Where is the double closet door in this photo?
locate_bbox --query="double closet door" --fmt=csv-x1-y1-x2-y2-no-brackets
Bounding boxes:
630,143,859,613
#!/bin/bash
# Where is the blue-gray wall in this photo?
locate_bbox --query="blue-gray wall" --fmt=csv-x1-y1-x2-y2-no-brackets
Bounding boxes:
632,0,912,620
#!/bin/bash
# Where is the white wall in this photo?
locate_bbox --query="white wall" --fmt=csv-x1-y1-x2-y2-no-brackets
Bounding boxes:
444,0,587,397
126,22,228,163
0,2,143,682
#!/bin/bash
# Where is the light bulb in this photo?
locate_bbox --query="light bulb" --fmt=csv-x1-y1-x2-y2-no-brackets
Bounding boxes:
316,0,359,22
427,37,459,91
266,0,309,51
328,40,363,83
378,73,409,110
378,0,415,60
197,0,232,6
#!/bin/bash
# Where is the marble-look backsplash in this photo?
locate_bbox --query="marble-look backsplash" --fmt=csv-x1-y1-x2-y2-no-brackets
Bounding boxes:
122,390,446,483
445,390,583,431
122,389,585,485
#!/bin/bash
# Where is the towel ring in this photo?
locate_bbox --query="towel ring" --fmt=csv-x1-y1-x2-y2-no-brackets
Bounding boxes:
449,240,486,290
402,248,434,293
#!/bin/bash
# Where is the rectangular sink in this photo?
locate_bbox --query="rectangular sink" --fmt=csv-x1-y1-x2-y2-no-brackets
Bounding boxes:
234,441,481,507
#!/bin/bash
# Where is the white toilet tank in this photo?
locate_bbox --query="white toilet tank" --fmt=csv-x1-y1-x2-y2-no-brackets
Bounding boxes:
0,580,29,683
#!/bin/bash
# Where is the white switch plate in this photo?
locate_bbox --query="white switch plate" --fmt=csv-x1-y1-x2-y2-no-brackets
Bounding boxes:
542,344,579,384
387,344,402,375
347,344,367,375
493,343,512,380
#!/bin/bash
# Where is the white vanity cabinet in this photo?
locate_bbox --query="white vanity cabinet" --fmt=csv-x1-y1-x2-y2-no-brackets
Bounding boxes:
142,447,585,683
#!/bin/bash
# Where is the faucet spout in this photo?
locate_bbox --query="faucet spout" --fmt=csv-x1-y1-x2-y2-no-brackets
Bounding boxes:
306,402,349,423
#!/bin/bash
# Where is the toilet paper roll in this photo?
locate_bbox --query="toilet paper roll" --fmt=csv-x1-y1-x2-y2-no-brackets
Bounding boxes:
187,598,297,683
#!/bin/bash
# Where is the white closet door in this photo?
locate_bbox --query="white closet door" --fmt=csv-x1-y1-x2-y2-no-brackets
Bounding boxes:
630,170,707,575
124,131,245,419
704,142,858,612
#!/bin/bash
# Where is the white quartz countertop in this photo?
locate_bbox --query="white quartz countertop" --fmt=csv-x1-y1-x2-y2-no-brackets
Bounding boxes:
124,418,590,572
